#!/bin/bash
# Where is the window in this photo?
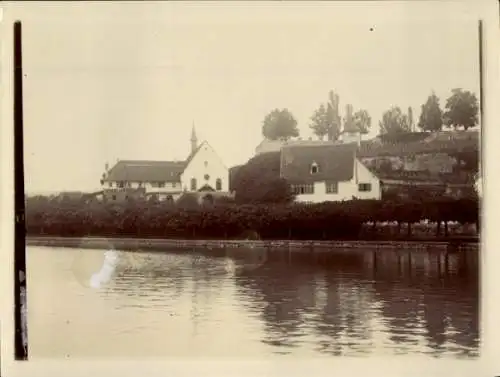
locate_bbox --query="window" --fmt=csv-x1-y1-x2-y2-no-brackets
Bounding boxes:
191,178,197,191
112,195,117,201
291,183,314,195
158,182,166,188
310,162,319,174
108,182,113,188
117,181,125,188
326,181,338,194
216,178,222,191
358,183,372,192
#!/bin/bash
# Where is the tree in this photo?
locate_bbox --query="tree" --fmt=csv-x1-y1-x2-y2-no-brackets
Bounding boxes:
443,88,479,130
326,90,341,141
232,151,295,204
309,104,330,140
417,92,443,132
309,90,341,141
408,106,414,132
352,109,371,134
262,108,300,140
379,106,410,136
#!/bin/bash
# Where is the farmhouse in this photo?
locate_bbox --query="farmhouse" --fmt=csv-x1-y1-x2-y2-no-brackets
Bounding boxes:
101,125,230,202
280,141,381,203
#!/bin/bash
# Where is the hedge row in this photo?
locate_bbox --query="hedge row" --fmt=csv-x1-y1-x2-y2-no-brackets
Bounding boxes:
25,195,479,241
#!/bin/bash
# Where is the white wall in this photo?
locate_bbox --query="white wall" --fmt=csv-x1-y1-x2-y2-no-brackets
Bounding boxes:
106,181,181,193
354,160,381,200
294,159,381,203
181,142,229,192
255,139,284,155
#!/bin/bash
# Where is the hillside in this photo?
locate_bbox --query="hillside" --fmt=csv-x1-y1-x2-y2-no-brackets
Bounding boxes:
358,130,479,158
359,131,480,186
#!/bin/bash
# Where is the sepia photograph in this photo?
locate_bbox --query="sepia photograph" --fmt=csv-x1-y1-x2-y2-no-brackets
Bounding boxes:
1,1,499,376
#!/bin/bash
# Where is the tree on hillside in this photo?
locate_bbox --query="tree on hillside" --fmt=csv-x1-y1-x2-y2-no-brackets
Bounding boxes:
309,104,330,140
408,106,414,132
418,92,443,132
262,108,300,141
310,90,342,141
379,106,410,136
352,109,372,134
326,90,342,141
443,88,479,130
232,151,295,204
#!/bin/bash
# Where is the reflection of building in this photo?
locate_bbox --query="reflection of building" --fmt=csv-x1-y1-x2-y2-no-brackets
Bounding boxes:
280,139,381,203
100,124,230,202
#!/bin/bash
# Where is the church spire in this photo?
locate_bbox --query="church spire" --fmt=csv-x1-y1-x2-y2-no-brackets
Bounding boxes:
190,121,198,154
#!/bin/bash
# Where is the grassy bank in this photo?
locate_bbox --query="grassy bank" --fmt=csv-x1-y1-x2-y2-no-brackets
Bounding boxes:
25,196,479,241
26,236,480,253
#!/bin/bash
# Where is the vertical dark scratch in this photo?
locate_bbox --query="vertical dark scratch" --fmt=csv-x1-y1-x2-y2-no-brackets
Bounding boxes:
13,20,28,360
478,20,484,134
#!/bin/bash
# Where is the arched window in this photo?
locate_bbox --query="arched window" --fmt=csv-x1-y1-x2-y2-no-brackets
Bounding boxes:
310,162,319,174
190,178,197,191
216,178,222,191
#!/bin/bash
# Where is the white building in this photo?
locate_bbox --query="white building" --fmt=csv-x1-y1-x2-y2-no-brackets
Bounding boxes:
254,137,333,156
101,125,230,202
280,138,381,203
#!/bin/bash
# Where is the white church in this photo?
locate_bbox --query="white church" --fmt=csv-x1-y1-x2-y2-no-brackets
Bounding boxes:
100,125,230,203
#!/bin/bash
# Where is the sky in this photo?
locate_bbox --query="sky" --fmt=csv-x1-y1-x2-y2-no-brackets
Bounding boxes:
2,2,483,193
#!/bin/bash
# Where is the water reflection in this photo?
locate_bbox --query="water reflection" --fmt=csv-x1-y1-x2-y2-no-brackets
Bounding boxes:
27,246,479,359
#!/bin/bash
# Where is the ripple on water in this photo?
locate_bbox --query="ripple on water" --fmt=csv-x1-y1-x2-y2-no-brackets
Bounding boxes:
27,246,479,359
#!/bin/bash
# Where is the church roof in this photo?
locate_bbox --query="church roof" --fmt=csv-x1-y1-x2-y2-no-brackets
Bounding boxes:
280,142,358,184
104,160,186,183
184,140,207,167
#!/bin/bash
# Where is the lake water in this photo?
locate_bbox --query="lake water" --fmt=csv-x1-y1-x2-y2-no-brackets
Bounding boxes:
26,245,479,359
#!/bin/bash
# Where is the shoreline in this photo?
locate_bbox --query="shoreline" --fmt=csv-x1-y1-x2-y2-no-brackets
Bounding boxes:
26,236,480,253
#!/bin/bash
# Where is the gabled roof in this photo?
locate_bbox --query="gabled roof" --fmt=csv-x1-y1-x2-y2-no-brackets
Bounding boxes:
184,140,228,171
280,142,358,184
184,141,206,167
104,160,186,183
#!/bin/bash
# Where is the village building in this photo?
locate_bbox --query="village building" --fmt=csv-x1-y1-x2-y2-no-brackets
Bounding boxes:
254,137,333,156
280,136,382,203
100,125,230,203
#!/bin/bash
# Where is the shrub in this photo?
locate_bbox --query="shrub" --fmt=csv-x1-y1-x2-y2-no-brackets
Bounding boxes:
25,195,479,241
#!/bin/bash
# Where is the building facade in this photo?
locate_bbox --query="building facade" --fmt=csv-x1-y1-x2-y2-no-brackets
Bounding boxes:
280,141,381,203
101,125,230,202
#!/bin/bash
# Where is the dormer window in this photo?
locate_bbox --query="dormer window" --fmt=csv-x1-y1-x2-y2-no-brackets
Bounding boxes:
310,161,319,174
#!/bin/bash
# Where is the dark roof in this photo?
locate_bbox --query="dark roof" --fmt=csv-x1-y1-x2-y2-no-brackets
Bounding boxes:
280,142,358,183
104,160,186,183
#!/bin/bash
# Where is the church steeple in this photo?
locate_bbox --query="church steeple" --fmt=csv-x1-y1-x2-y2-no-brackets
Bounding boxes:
190,122,198,154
